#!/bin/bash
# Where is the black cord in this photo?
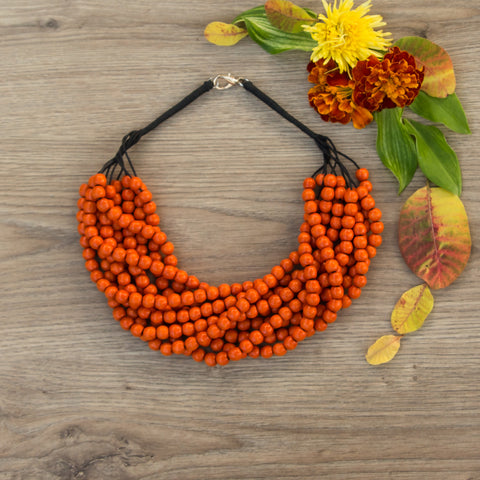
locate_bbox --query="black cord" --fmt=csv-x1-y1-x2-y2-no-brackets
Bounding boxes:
240,79,359,183
100,79,214,182
99,76,359,186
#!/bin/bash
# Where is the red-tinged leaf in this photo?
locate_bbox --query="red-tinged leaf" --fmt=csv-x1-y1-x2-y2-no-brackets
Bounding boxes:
398,185,471,289
394,36,455,98
204,22,249,46
366,335,402,365
265,0,316,33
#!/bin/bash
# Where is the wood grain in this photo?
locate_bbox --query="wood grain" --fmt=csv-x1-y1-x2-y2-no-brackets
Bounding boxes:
0,1,479,479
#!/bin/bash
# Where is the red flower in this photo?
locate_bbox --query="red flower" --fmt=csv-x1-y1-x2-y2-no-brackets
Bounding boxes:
307,59,373,129
352,46,424,111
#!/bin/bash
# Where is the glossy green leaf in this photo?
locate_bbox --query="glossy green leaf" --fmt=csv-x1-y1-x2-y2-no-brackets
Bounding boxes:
394,36,455,98
409,91,471,135
391,284,434,334
243,16,317,54
264,0,316,33
374,108,418,193
204,22,249,46
398,185,471,289
403,119,462,195
233,5,268,24
366,335,402,365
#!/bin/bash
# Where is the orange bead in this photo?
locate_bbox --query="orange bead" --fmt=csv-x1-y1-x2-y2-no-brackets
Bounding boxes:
204,352,216,366
302,188,316,201
239,339,254,353
323,174,337,188
315,173,324,186
315,318,328,331
348,286,362,299
368,208,382,222
299,253,314,267
172,340,185,355
356,168,369,181
160,343,173,356
322,309,337,323
130,323,144,337
271,265,285,280
192,348,205,362
249,330,264,345
284,336,298,350
185,336,199,353
369,234,383,247
216,351,229,366
225,347,241,361
361,195,375,211
370,221,384,234
354,249,369,262
320,186,335,201
167,293,182,309
356,185,368,199
304,200,318,214
141,326,157,342
261,345,274,358
303,177,316,189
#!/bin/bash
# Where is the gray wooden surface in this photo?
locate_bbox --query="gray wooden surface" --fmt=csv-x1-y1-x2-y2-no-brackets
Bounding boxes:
1,1,479,479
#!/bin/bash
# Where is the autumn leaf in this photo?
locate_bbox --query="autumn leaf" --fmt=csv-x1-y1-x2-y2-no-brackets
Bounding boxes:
394,36,455,98
391,284,434,334
204,22,249,46
398,185,471,289
366,335,402,365
264,0,316,33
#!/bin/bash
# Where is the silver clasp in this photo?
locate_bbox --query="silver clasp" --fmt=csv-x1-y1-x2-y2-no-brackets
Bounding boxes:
212,74,243,90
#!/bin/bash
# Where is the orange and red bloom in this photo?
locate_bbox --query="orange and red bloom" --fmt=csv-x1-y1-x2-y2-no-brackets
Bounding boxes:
353,46,424,111
308,47,424,129
307,60,373,129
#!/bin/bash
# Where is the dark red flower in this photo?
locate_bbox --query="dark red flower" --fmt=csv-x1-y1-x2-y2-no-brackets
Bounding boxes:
307,59,373,129
352,46,425,111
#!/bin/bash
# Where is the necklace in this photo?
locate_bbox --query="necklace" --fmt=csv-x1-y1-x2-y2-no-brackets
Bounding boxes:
76,75,383,366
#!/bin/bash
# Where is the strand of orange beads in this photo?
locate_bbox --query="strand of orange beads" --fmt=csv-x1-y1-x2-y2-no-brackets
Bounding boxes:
76,75,383,366
77,166,382,366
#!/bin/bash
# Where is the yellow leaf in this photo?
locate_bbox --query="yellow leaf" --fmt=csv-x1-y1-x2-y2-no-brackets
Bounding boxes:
365,335,402,365
204,22,249,46
391,284,434,334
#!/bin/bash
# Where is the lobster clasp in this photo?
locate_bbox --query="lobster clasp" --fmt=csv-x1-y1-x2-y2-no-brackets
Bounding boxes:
212,74,243,90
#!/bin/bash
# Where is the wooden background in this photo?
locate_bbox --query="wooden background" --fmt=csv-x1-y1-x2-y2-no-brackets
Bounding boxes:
1,1,479,479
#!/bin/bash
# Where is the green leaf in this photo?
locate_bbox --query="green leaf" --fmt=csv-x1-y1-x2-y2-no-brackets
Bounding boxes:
394,36,455,98
403,119,462,195
391,284,434,334
243,16,317,54
233,5,268,25
264,0,316,33
409,91,471,135
374,108,418,193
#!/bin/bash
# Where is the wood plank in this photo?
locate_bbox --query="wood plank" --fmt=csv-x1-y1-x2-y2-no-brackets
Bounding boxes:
0,1,479,479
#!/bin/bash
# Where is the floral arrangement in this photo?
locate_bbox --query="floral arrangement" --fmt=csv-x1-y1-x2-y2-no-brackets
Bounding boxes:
205,0,470,194
205,0,472,364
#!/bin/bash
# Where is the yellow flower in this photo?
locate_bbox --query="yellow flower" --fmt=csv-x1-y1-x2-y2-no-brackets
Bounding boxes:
304,0,392,73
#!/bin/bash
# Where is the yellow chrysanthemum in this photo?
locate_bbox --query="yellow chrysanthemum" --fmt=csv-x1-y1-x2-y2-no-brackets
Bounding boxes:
304,0,392,73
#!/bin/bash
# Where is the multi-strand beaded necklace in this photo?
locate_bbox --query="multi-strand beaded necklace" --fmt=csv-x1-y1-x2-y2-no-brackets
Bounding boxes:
76,75,383,366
